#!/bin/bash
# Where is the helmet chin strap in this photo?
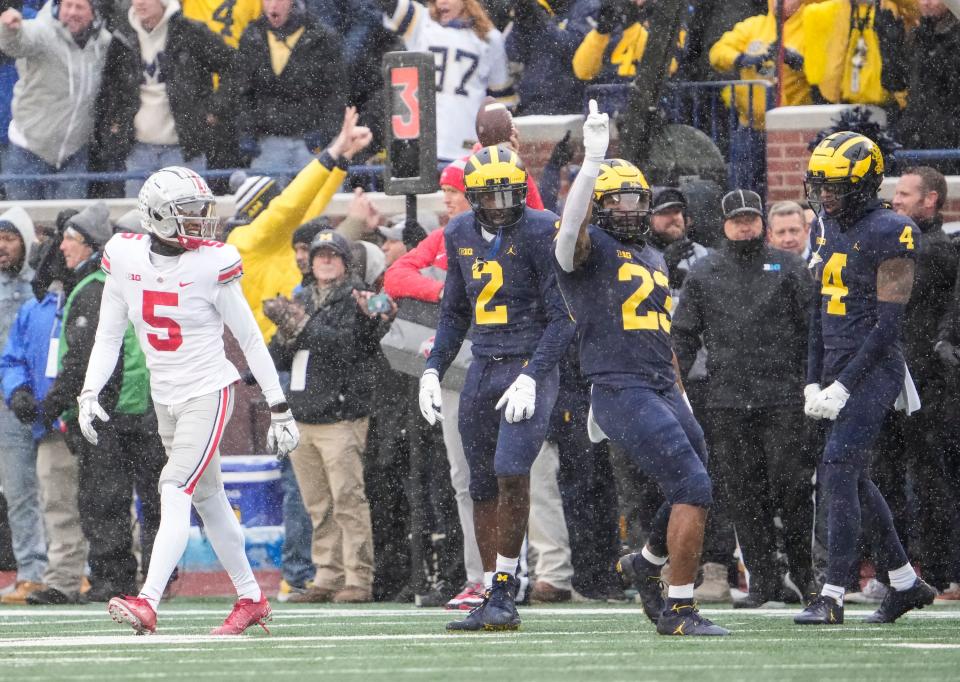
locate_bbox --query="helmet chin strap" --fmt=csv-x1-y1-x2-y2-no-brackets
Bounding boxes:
150,234,186,256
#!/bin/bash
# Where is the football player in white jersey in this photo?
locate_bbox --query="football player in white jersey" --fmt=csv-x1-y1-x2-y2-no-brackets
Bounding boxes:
79,166,299,636
379,0,516,160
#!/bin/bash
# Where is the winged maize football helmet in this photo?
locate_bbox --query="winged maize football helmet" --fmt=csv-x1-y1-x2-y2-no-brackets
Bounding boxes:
592,159,652,242
139,167,219,250
463,144,528,231
805,131,884,222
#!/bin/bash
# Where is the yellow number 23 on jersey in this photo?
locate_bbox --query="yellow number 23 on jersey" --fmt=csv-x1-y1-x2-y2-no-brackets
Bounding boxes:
473,260,508,325
619,263,672,332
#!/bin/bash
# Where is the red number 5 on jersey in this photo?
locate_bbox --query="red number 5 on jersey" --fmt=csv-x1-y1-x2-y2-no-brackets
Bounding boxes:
143,290,183,351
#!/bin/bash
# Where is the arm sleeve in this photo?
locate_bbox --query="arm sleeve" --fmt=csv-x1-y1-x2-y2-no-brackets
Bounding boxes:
572,29,610,81
526,245,576,381
836,300,906,388
555,158,601,272
806,289,824,385
302,153,348,226
937,260,960,343
539,158,561,215
382,0,428,47
227,155,335,257
670,274,704,377
79,275,129,397
0,307,31,402
383,229,445,302
485,31,517,108
525,176,545,211
708,18,751,73
424,231,471,379
215,280,285,405
0,18,45,59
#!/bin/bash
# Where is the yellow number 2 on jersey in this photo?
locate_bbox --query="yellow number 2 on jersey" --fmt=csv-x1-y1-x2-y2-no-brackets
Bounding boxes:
473,260,508,325
619,263,671,332
822,252,848,316
899,225,915,250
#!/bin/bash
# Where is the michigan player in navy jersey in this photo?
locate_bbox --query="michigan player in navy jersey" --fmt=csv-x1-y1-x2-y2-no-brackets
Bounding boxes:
554,101,727,637
418,144,575,631
795,132,937,625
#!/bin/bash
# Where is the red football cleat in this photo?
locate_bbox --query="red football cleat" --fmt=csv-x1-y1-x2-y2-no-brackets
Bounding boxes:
210,594,272,635
108,596,157,635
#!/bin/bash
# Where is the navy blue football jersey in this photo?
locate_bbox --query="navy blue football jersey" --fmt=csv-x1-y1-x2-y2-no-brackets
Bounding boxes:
426,208,574,381
553,226,676,390
812,204,918,376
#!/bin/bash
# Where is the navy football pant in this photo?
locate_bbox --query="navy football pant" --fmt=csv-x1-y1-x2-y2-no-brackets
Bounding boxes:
458,357,560,501
820,362,910,586
592,383,713,544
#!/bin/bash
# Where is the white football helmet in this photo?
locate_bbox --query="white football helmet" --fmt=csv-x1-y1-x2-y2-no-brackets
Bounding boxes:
138,167,219,250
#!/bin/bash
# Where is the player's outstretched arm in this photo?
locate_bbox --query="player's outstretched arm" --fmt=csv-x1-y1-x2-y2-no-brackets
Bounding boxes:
556,99,608,272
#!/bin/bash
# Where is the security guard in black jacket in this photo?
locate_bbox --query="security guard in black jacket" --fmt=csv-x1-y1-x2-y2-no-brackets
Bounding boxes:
672,190,815,607
872,168,959,590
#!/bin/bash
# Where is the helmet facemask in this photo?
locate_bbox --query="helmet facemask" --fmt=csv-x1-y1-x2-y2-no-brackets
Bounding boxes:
804,173,879,225
593,188,652,242
149,196,219,251
467,183,528,232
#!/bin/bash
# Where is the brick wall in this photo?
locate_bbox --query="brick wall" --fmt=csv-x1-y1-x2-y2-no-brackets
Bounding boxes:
765,104,960,224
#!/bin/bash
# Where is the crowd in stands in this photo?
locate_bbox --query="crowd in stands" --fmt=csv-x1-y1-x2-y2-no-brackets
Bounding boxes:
0,0,959,611
0,0,952,196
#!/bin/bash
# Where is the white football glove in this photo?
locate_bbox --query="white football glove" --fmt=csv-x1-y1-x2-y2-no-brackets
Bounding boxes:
495,373,537,424
803,383,822,419
810,381,850,421
267,409,300,459
583,99,610,161
418,369,443,425
77,390,110,445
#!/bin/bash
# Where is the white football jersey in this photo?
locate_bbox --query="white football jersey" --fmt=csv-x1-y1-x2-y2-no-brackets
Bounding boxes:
100,233,244,405
385,0,514,160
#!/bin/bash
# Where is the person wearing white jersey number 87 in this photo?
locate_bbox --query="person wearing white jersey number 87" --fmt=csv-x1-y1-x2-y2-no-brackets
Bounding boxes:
378,0,516,161
78,166,299,637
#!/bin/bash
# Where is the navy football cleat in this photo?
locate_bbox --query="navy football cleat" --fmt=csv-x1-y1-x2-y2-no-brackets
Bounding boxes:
656,599,729,636
794,595,843,624
864,578,936,624
446,572,520,632
617,552,665,624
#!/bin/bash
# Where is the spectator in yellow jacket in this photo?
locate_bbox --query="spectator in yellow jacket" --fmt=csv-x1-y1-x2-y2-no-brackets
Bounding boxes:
572,0,683,84
709,0,811,129
226,107,373,341
802,0,916,107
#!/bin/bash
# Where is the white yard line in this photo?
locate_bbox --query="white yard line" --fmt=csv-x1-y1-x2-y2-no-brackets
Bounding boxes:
1,606,958,618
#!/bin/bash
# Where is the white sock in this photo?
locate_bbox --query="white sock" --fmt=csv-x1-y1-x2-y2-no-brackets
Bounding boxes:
641,546,668,566
495,554,518,577
139,484,193,610
483,571,495,590
667,583,694,600
821,583,845,604
889,563,918,591
194,489,261,602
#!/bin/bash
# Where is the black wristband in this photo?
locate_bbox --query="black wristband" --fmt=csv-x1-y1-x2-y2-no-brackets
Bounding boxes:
270,401,289,413
317,151,336,170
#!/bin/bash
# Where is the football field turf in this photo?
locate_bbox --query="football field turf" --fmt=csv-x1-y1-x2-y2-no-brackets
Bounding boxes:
1,601,959,681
